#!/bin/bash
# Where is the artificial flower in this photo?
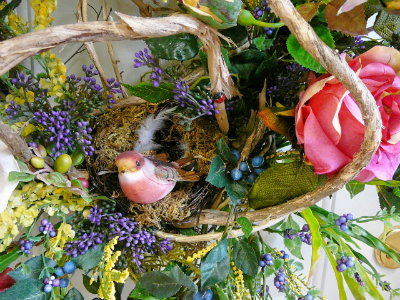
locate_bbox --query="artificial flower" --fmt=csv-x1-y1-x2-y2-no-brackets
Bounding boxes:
0,140,19,214
295,46,400,182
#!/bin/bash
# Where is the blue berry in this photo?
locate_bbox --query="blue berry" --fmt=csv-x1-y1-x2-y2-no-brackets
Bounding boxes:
204,289,213,300
193,291,203,300
252,156,264,167
60,278,69,288
255,168,265,175
24,242,33,250
346,260,355,268
49,231,57,237
259,260,266,267
335,219,342,226
302,224,310,232
39,226,44,233
239,162,249,172
283,254,289,259
265,254,272,260
336,263,347,272
231,168,242,180
44,284,53,293
340,224,349,231
231,149,240,161
55,267,64,277
346,213,354,221
63,261,76,274
339,216,347,224
41,219,49,226
305,294,314,300
247,173,257,184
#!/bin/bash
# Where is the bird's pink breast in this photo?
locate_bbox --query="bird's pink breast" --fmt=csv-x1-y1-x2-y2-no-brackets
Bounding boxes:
118,171,176,204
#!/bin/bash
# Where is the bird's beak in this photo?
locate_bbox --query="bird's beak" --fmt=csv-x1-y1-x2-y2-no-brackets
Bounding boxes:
118,165,137,175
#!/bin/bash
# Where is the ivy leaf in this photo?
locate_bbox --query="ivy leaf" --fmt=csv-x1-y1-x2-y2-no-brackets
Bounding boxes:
145,33,199,61
232,240,258,276
225,177,248,206
168,265,197,292
237,216,253,238
378,186,400,213
346,180,365,198
139,271,181,298
8,171,35,182
71,244,104,273
10,256,57,281
297,2,319,21
206,155,226,188
0,278,49,300
325,0,367,36
0,248,21,273
121,82,175,104
287,24,335,73
374,9,400,42
215,138,238,164
83,274,99,294
201,255,230,290
63,288,84,300
248,161,327,209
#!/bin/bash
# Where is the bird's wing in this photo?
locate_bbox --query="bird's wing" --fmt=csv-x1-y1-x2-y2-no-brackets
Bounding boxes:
145,155,199,182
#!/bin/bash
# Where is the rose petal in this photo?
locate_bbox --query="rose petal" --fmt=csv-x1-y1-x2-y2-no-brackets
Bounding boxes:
303,109,351,175
337,0,367,15
361,149,400,181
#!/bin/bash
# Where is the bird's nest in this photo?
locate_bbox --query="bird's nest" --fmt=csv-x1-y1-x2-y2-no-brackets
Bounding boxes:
86,104,223,227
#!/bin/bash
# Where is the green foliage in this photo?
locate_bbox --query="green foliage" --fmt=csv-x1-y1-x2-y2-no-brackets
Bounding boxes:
8,171,35,182
0,248,21,273
219,25,248,47
0,279,49,300
378,186,400,213
206,155,226,188
63,288,84,300
166,265,197,293
121,82,175,104
346,180,365,198
10,256,57,282
232,240,258,276
138,272,181,298
224,177,247,206
71,244,104,273
83,274,99,294
374,10,400,43
248,161,327,209
201,240,230,289
46,172,67,187
287,24,335,73
237,216,253,238
230,49,268,82
0,0,22,20
129,282,153,299
145,33,199,61
215,138,238,164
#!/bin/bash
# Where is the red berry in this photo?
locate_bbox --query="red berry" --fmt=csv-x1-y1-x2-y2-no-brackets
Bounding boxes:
78,178,89,188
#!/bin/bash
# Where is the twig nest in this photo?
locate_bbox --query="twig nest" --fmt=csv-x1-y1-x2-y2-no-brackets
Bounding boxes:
87,105,223,226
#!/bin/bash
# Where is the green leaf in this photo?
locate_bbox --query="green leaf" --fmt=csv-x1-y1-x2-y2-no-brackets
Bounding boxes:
198,41,233,73
129,282,152,299
273,259,284,271
206,155,226,188
83,274,99,294
215,138,238,164
230,49,268,82
374,10,400,43
288,215,301,231
63,288,84,300
201,255,230,290
178,228,198,236
168,265,197,292
287,24,335,73
71,244,104,273
205,239,229,263
22,264,32,275
10,256,57,281
16,159,30,173
145,33,199,61
219,25,248,46
378,186,400,213
121,82,175,104
215,286,229,300
343,269,365,300
237,216,253,238
288,245,304,260
366,178,400,187
139,271,181,298
249,161,327,209
0,248,22,273
308,289,321,297
284,238,295,250
224,177,248,206
0,0,22,20
346,181,365,198
292,261,304,271
300,208,322,279
351,226,362,235
321,240,347,300
0,278,49,300
232,240,258,276
46,172,66,187
264,267,275,277
293,236,302,247
8,171,35,182
252,52,278,83
327,243,339,254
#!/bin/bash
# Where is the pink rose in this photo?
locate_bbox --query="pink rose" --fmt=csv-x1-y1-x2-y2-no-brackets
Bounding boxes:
295,46,400,182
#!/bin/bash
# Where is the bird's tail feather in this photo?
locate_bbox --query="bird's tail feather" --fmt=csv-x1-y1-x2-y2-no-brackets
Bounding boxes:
133,107,176,153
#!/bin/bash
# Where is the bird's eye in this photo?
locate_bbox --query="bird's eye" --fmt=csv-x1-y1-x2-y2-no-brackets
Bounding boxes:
136,161,140,167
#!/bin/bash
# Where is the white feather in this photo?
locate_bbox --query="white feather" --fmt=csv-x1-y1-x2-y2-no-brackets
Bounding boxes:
133,107,176,153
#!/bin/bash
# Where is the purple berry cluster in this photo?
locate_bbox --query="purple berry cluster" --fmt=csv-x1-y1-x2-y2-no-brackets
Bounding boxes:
354,272,365,286
43,262,75,293
19,239,33,254
335,213,353,231
274,267,288,292
259,253,273,269
256,285,269,298
88,204,103,226
353,37,366,50
336,255,355,272
39,219,57,237
64,231,104,257
252,0,271,20
298,294,314,300
379,281,392,291
284,224,312,245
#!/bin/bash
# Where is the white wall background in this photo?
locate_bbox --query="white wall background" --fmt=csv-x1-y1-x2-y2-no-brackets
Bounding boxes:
10,1,400,299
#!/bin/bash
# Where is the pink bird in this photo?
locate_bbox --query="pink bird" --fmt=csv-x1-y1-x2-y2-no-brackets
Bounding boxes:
116,151,199,204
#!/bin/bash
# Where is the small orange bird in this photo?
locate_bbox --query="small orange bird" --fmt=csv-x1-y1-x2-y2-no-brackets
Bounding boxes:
116,151,199,204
